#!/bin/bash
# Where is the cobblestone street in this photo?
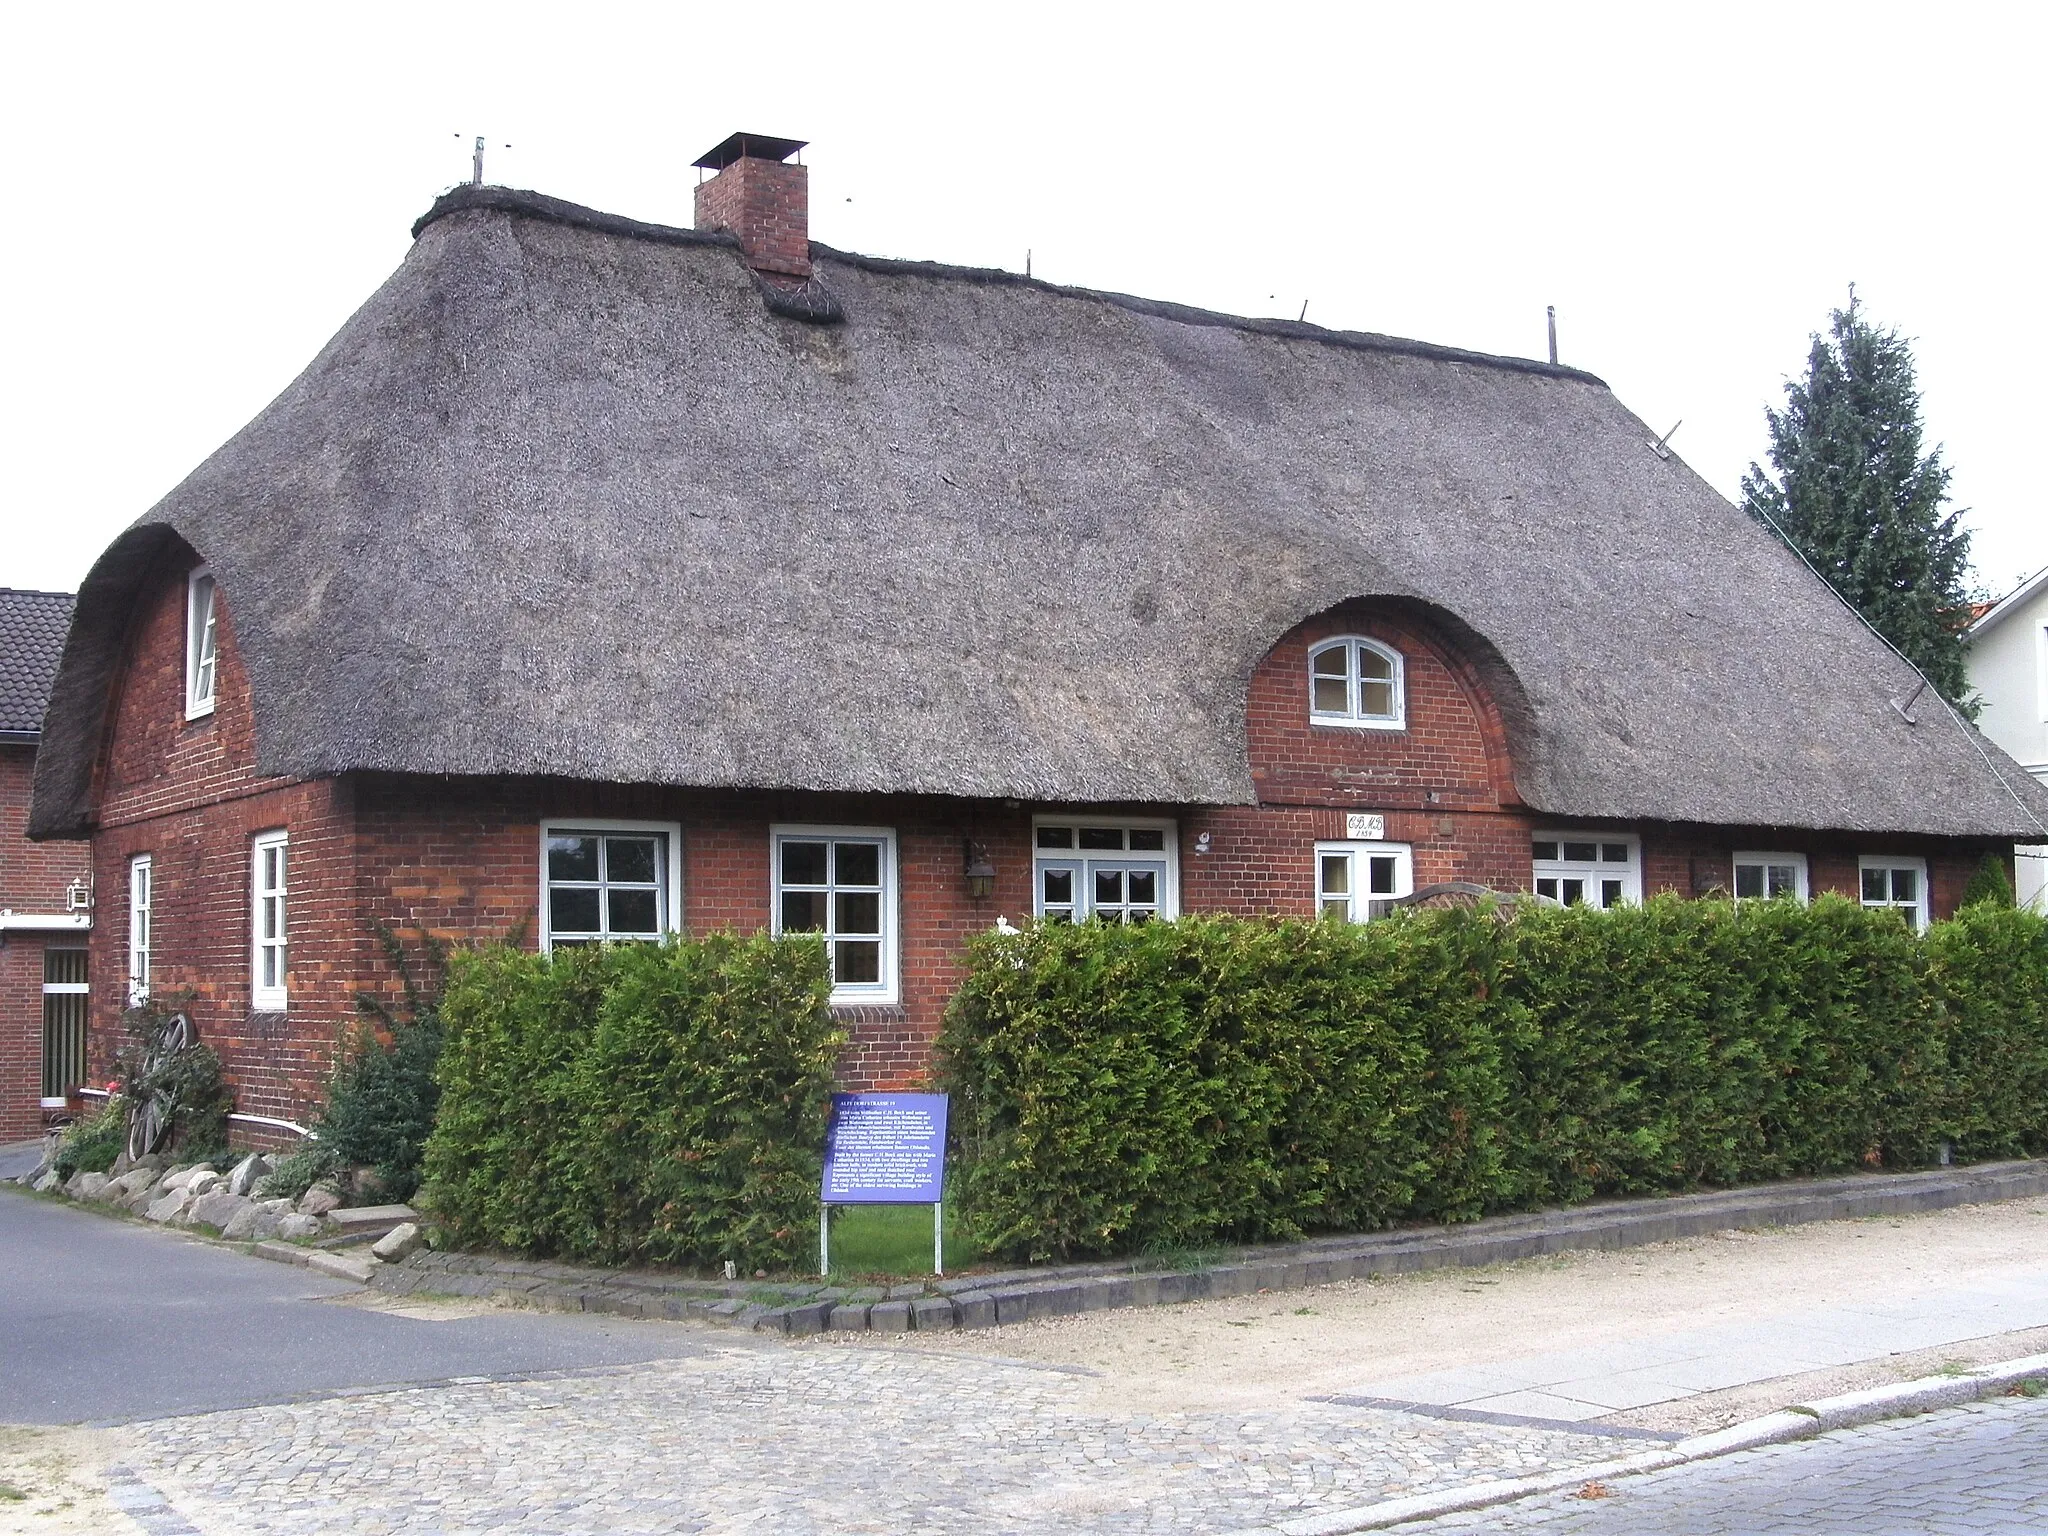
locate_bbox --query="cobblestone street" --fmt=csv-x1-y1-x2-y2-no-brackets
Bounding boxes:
121,1344,1639,1535
1405,1391,2048,1534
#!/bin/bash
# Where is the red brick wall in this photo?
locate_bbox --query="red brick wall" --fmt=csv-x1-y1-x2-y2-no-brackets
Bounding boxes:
3,744,90,908
4,742,91,1139
1638,822,1993,921
350,776,1041,1091
1246,602,1517,813
1,939,47,1140
83,560,356,1133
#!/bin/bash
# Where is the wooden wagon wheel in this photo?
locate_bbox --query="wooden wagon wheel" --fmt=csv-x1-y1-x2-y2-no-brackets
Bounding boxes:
126,1011,192,1161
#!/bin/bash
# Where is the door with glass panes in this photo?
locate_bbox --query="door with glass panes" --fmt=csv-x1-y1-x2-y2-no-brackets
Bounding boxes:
1531,836,1640,909
1034,822,1173,923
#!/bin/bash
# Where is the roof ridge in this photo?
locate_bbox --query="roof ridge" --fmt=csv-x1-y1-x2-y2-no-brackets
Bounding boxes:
412,184,1608,389
0,588,76,599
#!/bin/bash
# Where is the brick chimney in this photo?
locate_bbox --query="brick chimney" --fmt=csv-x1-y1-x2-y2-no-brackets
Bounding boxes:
692,132,811,283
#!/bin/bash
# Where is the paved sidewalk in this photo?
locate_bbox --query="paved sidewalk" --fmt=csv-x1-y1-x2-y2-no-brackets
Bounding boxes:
1342,1267,2048,1423
1400,1391,2048,1533
123,1347,1642,1535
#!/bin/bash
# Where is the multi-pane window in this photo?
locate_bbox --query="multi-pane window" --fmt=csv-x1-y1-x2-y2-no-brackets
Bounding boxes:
128,854,152,1005
1532,834,1639,909
1034,822,1177,924
186,570,218,718
1316,842,1414,921
1308,637,1405,730
1733,852,1808,903
1860,856,1930,931
773,829,896,1000
41,949,88,1106
251,830,288,1010
541,825,674,948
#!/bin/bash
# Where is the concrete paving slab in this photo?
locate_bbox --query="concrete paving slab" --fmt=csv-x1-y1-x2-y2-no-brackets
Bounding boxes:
1460,1389,1615,1422
1352,1363,1562,1404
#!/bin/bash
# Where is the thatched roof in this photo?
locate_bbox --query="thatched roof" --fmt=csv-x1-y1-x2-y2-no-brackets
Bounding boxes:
0,589,73,742
32,186,2048,839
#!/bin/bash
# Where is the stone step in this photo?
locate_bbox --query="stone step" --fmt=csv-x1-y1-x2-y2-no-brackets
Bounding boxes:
325,1204,418,1239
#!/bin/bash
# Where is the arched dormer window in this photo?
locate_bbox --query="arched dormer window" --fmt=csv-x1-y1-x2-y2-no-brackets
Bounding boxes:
1309,637,1405,730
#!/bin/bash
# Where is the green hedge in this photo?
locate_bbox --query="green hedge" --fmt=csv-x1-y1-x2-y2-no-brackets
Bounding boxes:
422,933,840,1272
938,897,2048,1263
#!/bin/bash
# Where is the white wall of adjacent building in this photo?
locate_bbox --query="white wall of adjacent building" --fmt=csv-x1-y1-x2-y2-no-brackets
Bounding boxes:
1968,569,2048,910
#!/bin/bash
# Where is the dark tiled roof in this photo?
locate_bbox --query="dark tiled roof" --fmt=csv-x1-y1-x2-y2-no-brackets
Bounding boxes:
0,589,73,737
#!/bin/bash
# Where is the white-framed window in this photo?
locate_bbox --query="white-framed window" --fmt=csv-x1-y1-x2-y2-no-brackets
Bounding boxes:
1733,851,1809,904
1532,833,1640,909
1315,841,1415,921
1308,636,1405,730
1860,855,1930,931
251,829,288,1011
186,568,218,720
1033,818,1180,924
128,854,153,1005
772,826,898,1002
539,820,682,951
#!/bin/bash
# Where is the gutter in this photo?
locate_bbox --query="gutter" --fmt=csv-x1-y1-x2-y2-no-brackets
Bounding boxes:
0,910,91,933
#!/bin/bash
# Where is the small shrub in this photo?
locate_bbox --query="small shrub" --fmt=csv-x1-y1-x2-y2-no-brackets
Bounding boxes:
51,1100,126,1179
319,924,449,1203
256,1141,341,1203
1959,853,2016,910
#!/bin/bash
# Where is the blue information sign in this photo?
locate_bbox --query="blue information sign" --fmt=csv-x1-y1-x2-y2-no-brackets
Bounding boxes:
821,1093,949,1204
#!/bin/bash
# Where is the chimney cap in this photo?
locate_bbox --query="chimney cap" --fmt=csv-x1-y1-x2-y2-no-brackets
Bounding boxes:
693,132,807,172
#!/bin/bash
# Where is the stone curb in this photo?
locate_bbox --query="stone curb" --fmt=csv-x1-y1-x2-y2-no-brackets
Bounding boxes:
367,1158,2048,1338
1219,1353,2048,1534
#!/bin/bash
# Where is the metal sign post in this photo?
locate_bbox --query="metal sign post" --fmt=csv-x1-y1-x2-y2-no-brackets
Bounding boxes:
819,1092,949,1280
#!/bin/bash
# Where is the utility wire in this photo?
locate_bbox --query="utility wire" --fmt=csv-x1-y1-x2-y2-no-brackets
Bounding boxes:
1741,490,2048,840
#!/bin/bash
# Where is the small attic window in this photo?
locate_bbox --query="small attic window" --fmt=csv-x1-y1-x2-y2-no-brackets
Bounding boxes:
186,570,218,720
1309,637,1404,730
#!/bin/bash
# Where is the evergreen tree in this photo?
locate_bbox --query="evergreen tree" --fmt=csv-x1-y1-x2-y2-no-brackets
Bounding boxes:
1741,292,1977,711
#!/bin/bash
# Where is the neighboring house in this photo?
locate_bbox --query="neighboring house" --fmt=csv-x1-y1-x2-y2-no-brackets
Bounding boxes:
29,135,2048,1129
1,589,91,1141
1966,566,2048,907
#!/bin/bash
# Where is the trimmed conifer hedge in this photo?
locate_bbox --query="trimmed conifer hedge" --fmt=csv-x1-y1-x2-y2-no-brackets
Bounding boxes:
938,897,2048,1263
422,933,840,1272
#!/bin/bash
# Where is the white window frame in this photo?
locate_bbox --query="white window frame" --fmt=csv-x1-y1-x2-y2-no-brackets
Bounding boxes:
1031,816,1181,924
185,568,219,720
1308,635,1406,732
251,830,288,1011
1532,831,1641,909
1732,851,1809,904
538,818,684,952
1315,841,1415,921
770,825,899,1004
1859,854,1931,932
128,854,153,1005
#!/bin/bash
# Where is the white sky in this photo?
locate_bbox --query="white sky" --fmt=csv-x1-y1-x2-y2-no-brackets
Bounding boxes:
3,2,2041,596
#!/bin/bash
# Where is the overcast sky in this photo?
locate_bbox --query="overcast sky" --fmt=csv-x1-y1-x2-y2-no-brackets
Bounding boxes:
3,2,2040,597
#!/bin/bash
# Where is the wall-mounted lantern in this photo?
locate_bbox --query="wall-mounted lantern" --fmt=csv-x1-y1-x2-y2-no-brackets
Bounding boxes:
963,841,997,900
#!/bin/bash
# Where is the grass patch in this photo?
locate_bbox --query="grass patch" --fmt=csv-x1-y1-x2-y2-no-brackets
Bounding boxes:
0,1483,26,1501
824,1204,982,1279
